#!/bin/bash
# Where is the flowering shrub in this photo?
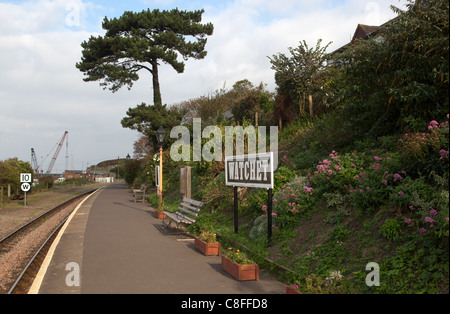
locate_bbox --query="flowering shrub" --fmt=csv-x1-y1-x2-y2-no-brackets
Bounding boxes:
224,247,254,265
272,176,316,219
404,189,449,240
198,230,217,243
399,114,449,176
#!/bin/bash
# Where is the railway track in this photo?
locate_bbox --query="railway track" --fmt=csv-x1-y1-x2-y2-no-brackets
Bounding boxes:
0,189,97,294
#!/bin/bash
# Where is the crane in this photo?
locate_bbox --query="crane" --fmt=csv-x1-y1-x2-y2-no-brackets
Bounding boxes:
45,131,69,175
31,148,40,179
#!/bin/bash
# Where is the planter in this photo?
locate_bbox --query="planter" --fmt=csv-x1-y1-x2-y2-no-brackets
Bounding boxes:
154,211,167,219
221,255,259,281
195,237,221,256
286,286,302,294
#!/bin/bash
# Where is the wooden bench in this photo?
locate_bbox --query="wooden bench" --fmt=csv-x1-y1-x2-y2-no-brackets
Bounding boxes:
132,185,147,203
163,197,203,230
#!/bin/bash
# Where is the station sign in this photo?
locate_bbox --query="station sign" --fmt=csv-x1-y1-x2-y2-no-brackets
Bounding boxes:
225,152,274,189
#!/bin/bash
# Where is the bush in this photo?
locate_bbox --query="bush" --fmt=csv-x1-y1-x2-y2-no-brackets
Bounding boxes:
380,219,402,242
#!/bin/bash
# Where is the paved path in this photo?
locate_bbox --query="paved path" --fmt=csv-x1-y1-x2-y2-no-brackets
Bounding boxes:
34,183,285,294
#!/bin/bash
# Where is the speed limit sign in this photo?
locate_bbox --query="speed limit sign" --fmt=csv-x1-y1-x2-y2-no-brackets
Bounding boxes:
20,173,32,207
20,173,32,183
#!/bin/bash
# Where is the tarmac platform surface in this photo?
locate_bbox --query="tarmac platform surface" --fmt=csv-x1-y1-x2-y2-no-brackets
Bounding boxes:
31,183,285,294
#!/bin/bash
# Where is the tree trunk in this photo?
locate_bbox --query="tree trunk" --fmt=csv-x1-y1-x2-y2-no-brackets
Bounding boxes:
151,60,162,106
309,94,313,118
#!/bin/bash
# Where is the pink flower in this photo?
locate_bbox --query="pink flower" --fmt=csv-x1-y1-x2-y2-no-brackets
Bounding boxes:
440,149,449,158
405,219,412,225
429,209,438,216
425,217,435,223
398,191,404,196
393,173,403,182
430,120,439,128
446,217,449,222
382,180,388,185
374,156,382,161
419,228,428,234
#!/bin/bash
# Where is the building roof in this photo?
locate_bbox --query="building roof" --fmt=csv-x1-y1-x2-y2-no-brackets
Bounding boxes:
331,16,400,55
351,24,380,43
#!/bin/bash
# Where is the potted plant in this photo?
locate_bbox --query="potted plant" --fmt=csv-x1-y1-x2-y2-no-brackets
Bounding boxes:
195,230,221,256
221,247,259,281
155,200,167,219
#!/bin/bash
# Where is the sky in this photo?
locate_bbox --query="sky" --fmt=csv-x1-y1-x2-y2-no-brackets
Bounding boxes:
0,0,408,173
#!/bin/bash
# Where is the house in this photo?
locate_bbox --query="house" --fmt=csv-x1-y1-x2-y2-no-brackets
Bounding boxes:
331,16,399,56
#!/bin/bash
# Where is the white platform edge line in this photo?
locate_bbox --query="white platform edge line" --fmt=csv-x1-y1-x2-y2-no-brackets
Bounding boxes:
28,188,103,294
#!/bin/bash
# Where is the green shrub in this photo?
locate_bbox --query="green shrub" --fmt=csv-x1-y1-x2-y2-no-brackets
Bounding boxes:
380,219,402,242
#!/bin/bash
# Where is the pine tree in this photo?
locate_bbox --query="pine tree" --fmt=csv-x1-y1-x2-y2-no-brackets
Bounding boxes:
76,8,214,106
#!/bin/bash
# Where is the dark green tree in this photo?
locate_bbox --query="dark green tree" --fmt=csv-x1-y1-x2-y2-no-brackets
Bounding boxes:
331,0,449,139
76,8,214,106
121,102,186,149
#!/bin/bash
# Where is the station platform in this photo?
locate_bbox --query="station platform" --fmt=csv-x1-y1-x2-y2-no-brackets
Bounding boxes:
30,183,285,294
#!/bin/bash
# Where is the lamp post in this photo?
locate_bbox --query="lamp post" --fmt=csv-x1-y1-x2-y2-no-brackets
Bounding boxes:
155,125,167,206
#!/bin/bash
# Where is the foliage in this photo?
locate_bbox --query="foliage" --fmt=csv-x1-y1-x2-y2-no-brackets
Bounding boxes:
38,175,55,189
269,39,333,123
76,8,214,106
198,230,217,243
224,247,254,265
398,115,449,177
380,218,402,242
123,159,142,187
230,81,275,125
330,0,449,140
249,213,279,240
121,102,186,150
289,272,346,294
0,158,33,194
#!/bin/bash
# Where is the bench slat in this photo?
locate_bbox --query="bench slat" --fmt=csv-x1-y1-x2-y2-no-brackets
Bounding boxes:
182,197,203,207
177,206,199,218
180,202,201,213
164,211,180,222
176,212,196,224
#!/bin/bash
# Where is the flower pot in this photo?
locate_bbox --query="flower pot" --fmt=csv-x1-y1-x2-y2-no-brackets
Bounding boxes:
221,255,259,281
286,286,302,294
155,211,166,219
195,237,221,256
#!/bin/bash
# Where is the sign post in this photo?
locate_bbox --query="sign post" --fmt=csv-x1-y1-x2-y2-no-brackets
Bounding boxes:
225,152,274,241
20,173,32,207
